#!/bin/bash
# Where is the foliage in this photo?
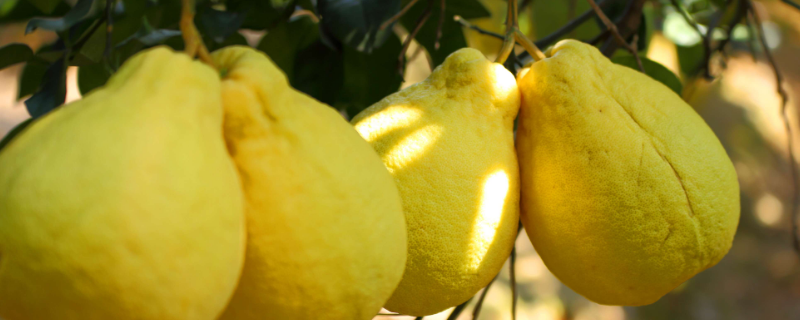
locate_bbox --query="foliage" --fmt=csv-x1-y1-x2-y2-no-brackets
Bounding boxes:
0,0,784,149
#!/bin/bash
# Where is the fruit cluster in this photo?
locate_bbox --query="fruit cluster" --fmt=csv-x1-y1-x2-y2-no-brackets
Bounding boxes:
0,40,739,320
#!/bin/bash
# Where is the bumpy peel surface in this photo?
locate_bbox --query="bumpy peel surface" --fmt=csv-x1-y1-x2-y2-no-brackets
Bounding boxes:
516,40,740,306
352,48,521,316
0,47,246,320
213,46,407,320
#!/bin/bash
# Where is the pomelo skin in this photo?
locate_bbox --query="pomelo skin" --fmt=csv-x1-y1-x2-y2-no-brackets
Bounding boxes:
516,40,740,306
352,48,521,316
0,47,246,320
213,46,408,320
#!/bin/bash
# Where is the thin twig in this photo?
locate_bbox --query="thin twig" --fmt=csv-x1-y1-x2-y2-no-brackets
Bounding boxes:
781,0,800,10
398,0,433,77
453,15,504,40
471,275,497,319
435,0,445,49
104,0,113,60
588,29,611,45
510,244,517,320
670,0,704,37
381,0,423,30
744,14,759,62
586,0,643,71
496,0,518,64
446,297,473,320
533,0,610,48
747,0,799,254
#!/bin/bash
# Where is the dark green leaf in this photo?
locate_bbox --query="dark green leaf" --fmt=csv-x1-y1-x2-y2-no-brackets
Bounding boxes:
292,40,344,106
0,43,33,70
256,15,318,77
446,0,490,19
225,0,294,30
27,0,60,14
198,6,246,43
25,56,68,118
0,0,20,16
26,0,95,33
0,1,70,23
18,60,48,99
612,55,683,96
337,33,403,116
676,43,705,77
533,0,599,43
317,0,401,52
77,62,111,95
401,2,467,68
0,118,33,153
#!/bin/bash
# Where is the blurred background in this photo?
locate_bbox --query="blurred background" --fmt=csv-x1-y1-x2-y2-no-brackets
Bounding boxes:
1,0,799,319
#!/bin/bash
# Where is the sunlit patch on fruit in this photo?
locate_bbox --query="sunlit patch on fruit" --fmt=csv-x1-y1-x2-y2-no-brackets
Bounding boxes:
383,124,442,172
754,193,783,227
352,106,423,143
466,169,511,271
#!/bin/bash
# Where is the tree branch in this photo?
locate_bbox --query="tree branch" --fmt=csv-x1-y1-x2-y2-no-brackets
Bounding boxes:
398,0,433,76
746,0,799,254
471,275,498,319
446,297,472,320
781,0,800,10
586,0,643,71
435,0,446,49
453,15,505,40
381,0,422,30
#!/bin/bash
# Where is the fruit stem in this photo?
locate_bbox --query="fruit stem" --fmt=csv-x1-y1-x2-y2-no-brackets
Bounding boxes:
180,0,215,68
514,29,546,62
495,0,518,64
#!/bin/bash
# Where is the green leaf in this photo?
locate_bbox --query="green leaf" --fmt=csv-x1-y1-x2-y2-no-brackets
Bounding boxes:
676,42,705,77
25,0,95,33
25,56,68,118
0,43,33,70
0,0,20,16
26,0,61,14
401,2,467,68
77,62,111,95
292,40,344,106
532,0,599,44
446,0,489,19
0,118,33,153
0,1,70,23
317,0,402,52
18,59,48,99
256,15,318,77
225,0,294,31
198,6,246,43
612,55,683,96
337,33,403,116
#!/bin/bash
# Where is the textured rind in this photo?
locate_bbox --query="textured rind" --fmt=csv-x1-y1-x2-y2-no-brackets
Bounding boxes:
351,48,521,316
516,40,740,306
213,46,407,320
0,47,246,320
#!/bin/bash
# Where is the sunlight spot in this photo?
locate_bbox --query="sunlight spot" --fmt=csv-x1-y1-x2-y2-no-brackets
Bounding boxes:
755,193,783,227
465,169,511,271
354,106,422,143
382,124,442,172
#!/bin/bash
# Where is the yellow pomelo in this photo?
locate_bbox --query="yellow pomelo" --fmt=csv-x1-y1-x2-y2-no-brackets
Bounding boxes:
212,46,407,320
351,48,520,316
0,47,245,320
516,40,740,306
